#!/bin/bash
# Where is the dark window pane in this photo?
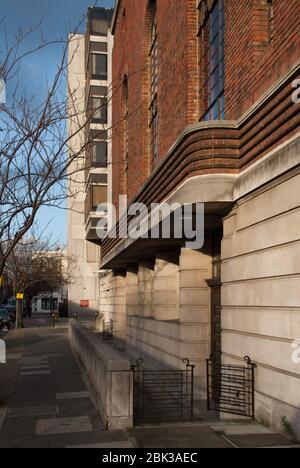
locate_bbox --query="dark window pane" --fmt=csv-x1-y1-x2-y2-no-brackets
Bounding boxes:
201,0,225,121
93,142,107,166
92,185,107,210
211,101,219,120
90,129,108,140
89,173,108,184
92,54,107,80
92,97,107,123
90,85,107,97
90,42,108,53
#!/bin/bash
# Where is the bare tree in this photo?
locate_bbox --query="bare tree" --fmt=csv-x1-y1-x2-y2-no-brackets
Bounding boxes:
5,234,75,328
0,12,110,277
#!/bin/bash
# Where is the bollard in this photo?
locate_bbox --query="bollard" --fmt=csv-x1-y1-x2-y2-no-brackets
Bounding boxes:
94,312,99,330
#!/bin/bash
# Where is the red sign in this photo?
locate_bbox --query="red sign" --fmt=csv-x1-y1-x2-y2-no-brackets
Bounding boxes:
80,300,89,308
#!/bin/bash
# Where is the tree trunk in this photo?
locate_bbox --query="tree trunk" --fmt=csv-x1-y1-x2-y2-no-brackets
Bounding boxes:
15,299,23,329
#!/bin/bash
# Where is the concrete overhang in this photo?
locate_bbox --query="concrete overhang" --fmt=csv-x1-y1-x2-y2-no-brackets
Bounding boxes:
100,173,236,269
100,131,300,269
86,214,107,243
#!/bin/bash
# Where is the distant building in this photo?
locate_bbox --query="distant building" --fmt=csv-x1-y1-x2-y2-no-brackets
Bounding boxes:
67,7,114,318
31,250,68,316
32,290,66,315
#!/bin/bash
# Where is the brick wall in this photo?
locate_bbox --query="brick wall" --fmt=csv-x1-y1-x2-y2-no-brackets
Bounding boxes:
225,0,300,119
112,0,300,210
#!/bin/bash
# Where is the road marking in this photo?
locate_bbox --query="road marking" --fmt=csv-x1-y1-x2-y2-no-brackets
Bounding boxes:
8,406,58,418
20,370,51,377
6,354,23,360
21,364,49,370
56,392,90,400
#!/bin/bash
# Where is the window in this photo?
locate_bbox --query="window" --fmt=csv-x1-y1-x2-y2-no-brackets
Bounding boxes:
149,0,159,165
41,298,50,311
90,85,107,96
199,0,225,121
90,42,108,53
92,141,107,166
92,185,107,210
92,54,107,80
91,96,107,123
41,298,58,311
89,8,113,36
123,76,129,171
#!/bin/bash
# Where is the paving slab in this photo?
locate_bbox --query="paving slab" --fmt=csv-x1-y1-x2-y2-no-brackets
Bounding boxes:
1,416,39,438
47,429,130,448
210,424,275,435
8,405,58,418
133,425,232,448
67,440,134,448
227,433,294,448
36,416,93,436
0,435,50,448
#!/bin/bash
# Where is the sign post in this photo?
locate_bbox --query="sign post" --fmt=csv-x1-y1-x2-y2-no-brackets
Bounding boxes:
16,293,24,329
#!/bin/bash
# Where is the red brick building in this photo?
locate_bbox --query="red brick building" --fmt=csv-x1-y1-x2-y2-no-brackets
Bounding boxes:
98,0,300,435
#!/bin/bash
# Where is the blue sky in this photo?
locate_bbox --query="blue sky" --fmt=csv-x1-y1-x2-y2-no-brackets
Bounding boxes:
1,0,115,245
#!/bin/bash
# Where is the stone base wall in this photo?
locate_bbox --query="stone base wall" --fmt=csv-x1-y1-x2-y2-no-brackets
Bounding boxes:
68,319,133,430
222,165,300,440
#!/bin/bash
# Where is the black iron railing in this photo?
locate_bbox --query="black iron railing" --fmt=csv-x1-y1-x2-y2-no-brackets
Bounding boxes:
131,358,195,424
207,355,256,418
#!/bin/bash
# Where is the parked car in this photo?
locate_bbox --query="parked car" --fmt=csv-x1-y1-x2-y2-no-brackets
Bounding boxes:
3,305,16,323
0,309,11,333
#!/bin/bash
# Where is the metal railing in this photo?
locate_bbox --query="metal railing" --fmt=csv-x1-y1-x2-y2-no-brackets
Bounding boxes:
131,358,195,424
207,355,256,418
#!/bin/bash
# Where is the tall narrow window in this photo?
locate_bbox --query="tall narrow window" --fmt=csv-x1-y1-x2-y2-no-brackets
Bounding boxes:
123,76,129,172
90,96,107,124
92,141,107,166
199,0,225,121
92,54,108,80
149,0,159,166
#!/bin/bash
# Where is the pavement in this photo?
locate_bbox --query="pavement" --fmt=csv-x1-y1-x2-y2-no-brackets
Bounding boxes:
0,316,134,448
0,316,298,449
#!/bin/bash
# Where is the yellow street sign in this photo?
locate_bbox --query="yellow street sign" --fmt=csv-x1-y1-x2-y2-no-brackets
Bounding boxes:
16,293,24,300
